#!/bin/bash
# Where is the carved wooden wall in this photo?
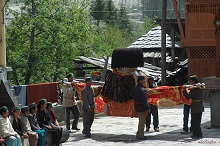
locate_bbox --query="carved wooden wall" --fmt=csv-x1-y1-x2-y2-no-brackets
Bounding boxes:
184,0,220,78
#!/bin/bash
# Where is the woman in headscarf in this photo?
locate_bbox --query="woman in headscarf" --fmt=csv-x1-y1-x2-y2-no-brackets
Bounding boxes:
0,106,21,146
10,106,29,146
28,102,45,146
36,99,62,146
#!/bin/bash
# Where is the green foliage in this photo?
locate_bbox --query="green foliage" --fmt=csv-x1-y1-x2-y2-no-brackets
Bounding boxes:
90,0,133,41
90,0,105,26
118,5,132,36
89,25,132,57
6,0,134,85
143,16,158,33
6,0,92,84
104,0,118,26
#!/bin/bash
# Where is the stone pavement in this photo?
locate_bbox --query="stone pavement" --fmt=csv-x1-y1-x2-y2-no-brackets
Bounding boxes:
61,101,220,146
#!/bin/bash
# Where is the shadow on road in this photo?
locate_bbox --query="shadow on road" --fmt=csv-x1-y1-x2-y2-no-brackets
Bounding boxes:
67,120,220,144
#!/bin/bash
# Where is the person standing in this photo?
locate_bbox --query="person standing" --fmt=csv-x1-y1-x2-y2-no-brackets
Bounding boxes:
62,73,80,131
182,75,204,139
0,106,21,146
146,77,159,132
81,77,101,138
181,74,194,134
28,103,45,146
132,75,150,140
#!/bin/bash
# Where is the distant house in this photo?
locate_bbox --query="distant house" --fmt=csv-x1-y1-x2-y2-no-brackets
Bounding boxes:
127,26,186,71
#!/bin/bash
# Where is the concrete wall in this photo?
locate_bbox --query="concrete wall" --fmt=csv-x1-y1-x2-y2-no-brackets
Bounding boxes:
209,91,220,127
52,100,83,122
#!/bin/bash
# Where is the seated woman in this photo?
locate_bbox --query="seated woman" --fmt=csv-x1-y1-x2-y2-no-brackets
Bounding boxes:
36,99,62,146
10,106,29,146
20,106,38,146
28,103,45,146
46,102,59,126
0,106,21,146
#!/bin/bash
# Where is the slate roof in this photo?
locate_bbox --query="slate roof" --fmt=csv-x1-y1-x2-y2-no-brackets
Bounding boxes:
128,26,180,49
76,56,173,81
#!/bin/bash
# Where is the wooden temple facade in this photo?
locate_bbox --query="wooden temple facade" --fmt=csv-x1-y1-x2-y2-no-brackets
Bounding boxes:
179,0,220,79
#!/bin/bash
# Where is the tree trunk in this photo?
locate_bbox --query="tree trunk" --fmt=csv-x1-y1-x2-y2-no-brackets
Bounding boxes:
25,0,35,84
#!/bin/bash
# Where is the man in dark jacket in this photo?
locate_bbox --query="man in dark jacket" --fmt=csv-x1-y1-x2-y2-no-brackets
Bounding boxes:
183,75,204,139
81,77,101,138
132,75,150,140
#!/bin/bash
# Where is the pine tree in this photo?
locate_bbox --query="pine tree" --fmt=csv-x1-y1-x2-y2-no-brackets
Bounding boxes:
104,0,118,26
90,0,105,26
118,5,132,36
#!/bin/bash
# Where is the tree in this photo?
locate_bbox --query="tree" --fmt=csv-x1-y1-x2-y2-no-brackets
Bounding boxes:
118,5,132,36
90,0,105,26
89,26,132,57
104,0,118,26
6,0,92,85
143,16,157,33
141,0,162,19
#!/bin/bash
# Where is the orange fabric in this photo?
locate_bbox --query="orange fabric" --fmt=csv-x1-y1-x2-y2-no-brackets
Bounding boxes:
147,86,191,106
27,82,57,104
106,100,138,117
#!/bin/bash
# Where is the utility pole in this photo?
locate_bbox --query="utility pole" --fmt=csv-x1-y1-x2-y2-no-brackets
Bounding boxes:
0,0,6,68
161,0,167,85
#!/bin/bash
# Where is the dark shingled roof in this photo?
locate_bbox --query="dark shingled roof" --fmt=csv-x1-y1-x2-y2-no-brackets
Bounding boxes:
128,26,180,49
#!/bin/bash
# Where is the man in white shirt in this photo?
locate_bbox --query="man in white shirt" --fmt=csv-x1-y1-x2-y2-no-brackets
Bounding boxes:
62,73,80,131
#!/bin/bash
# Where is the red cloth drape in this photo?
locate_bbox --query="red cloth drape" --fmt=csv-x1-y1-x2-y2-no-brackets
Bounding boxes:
27,82,57,105
77,83,191,116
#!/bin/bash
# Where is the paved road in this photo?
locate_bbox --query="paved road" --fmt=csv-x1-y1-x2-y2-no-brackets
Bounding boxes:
61,101,220,146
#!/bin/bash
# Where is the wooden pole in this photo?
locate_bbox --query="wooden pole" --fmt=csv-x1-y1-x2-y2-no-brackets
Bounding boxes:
101,56,109,82
161,0,167,85
172,0,185,47
0,0,6,67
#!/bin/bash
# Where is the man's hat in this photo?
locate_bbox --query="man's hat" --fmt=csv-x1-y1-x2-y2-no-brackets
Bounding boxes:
0,106,8,114
28,102,37,109
12,106,21,112
38,98,47,105
21,106,29,113
85,77,92,82
47,102,53,107
66,73,74,79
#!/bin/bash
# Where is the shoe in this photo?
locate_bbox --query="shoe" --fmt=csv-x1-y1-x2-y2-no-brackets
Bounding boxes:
181,130,188,134
145,128,150,132
154,127,159,132
137,136,147,140
72,127,80,130
191,135,203,139
85,134,91,138
82,130,85,134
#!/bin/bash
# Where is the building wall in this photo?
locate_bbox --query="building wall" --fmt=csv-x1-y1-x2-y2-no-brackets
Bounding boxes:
184,0,220,78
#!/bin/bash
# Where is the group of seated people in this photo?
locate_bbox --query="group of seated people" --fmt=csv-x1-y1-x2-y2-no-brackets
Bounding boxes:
0,98,62,146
